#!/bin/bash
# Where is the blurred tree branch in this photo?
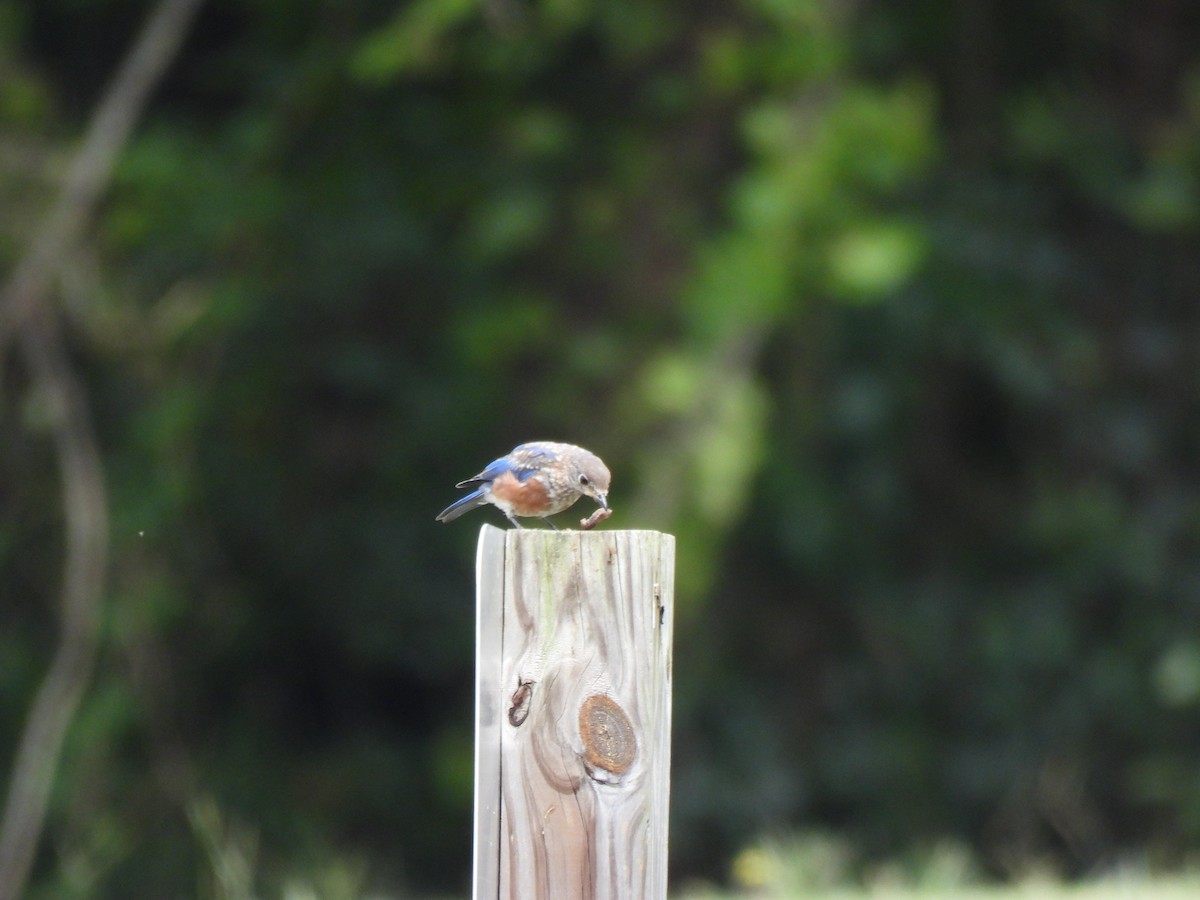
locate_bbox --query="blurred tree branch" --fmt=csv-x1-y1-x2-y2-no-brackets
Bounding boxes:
0,0,206,897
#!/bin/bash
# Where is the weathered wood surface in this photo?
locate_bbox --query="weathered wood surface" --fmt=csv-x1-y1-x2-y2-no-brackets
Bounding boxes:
473,525,675,900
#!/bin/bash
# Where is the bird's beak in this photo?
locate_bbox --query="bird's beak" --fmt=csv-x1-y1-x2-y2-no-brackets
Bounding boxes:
597,493,608,510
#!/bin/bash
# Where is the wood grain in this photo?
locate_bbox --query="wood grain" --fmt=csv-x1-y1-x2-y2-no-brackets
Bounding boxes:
473,526,675,900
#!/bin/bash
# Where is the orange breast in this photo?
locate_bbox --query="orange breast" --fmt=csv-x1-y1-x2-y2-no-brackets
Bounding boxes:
490,470,552,517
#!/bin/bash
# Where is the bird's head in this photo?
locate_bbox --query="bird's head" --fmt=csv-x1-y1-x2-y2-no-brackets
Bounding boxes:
573,451,611,510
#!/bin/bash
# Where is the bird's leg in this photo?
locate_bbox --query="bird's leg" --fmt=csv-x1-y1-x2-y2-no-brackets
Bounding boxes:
544,517,559,531
505,512,524,528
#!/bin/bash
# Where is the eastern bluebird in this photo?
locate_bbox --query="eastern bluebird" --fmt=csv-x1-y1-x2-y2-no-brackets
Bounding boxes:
436,441,611,529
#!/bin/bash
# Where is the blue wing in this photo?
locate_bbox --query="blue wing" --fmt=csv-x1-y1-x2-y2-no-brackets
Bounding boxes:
507,443,557,479
456,456,512,488
439,444,557,523
457,445,552,488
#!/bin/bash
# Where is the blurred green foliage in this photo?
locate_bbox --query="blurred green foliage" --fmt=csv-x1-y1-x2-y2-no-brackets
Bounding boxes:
3,0,1200,896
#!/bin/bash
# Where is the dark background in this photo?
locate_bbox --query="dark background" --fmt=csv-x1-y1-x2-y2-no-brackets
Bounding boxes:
3,0,1200,895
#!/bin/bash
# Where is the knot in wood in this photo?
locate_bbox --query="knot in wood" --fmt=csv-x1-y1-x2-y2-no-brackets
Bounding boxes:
578,694,636,776
508,678,533,726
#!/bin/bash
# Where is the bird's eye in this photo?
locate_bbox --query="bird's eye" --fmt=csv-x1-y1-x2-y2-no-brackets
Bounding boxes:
579,474,590,486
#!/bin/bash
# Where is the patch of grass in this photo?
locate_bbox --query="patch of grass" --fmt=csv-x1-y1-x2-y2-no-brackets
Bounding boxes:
673,832,1200,900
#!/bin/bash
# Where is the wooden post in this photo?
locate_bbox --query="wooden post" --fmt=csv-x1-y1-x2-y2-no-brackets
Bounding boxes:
472,525,675,900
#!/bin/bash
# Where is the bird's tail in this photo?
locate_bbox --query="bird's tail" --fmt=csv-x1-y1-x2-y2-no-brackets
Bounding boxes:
435,488,489,523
